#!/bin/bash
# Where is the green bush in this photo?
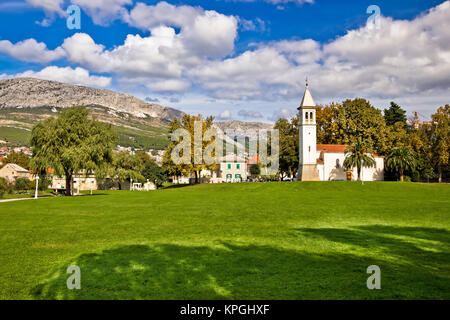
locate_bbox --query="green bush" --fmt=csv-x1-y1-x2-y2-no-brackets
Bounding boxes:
0,177,13,198
38,176,52,191
14,178,34,191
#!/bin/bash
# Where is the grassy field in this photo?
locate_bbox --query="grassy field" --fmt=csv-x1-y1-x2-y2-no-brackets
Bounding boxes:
0,182,449,300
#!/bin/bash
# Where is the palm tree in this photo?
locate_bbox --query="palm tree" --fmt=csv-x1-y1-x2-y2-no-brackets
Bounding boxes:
386,146,417,182
344,140,376,181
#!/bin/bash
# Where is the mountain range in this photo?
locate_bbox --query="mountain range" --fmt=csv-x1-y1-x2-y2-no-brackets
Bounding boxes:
0,78,271,150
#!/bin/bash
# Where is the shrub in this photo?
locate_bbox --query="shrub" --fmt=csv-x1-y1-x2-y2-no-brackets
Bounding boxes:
38,176,52,191
14,178,34,191
0,178,13,198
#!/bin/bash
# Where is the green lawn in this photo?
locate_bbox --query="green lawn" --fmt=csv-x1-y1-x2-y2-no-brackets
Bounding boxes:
0,182,449,300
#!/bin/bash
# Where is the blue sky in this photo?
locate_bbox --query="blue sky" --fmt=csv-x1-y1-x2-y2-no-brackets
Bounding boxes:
0,0,449,122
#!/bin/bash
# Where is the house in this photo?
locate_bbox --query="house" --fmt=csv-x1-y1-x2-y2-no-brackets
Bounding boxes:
51,173,98,193
218,156,248,182
297,82,384,181
0,163,34,183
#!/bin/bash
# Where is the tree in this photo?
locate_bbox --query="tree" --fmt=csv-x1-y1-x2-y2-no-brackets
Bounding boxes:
30,106,117,196
141,161,167,188
336,99,388,154
315,99,388,154
163,114,217,184
343,140,376,181
429,105,449,182
385,121,409,150
0,177,13,198
1,151,30,169
107,151,145,190
386,146,417,182
274,117,298,179
316,103,341,144
249,163,261,177
384,102,407,128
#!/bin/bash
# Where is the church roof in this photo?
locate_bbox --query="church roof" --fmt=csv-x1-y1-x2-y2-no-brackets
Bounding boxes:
317,144,348,153
317,144,384,158
299,83,316,109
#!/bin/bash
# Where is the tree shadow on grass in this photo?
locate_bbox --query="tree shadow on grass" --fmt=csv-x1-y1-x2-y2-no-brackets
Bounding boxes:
32,227,450,300
295,225,450,297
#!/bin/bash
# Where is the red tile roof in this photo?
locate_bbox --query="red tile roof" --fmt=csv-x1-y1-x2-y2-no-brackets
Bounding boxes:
317,144,384,158
247,154,260,165
316,144,348,153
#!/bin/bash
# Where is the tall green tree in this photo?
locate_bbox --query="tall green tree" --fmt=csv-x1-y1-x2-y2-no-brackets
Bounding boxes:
336,99,388,154
429,105,449,182
274,116,298,179
316,103,341,144
384,102,407,127
163,114,217,184
106,151,145,190
30,106,117,196
141,161,167,188
386,146,417,182
343,140,376,181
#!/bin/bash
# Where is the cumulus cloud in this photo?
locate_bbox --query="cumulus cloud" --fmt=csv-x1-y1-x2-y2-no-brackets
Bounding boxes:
146,79,191,93
0,38,65,63
192,1,450,105
238,109,264,118
124,1,238,58
268,108,295,121
0,66,111,88
72,0,132,25
26,0,65,26
7,0,450,116
217,109,232,120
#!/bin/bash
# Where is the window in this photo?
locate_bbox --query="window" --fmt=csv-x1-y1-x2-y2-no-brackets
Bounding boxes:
227,164,231,169
235,174,241,179
226,174,232,179
305,112,309,122
336,159,340,168
310,112,314,122
237,164,240,169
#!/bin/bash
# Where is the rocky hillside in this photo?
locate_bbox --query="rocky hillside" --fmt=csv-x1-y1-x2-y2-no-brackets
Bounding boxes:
214,120,272,132
0,78,184,121
0,78,186,149
0,78,272,150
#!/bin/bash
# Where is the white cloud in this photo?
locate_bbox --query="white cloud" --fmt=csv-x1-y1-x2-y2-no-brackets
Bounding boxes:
0,66,111,88
0,38,65,63
125,1,238,58
6,0,450,119
191,1,450,107
146,79,191,93
59,2,238,93
26,0,65,26
26,0,64,14
217,109,232,120
268,108,295,121
238,109,264,118
72,0,132,25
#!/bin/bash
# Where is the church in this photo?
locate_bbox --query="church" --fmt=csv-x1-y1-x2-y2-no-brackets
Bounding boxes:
297,83,384,181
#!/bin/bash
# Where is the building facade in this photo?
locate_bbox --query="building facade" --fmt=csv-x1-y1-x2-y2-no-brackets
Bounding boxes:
297,83,384,181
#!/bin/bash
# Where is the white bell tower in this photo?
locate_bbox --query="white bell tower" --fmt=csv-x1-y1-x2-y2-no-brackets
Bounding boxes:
298,80,320,181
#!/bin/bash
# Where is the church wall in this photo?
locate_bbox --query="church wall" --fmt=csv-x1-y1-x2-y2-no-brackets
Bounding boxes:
321,153,384,181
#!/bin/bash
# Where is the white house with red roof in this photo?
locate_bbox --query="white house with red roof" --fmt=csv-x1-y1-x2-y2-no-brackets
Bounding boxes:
298,82,384,181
